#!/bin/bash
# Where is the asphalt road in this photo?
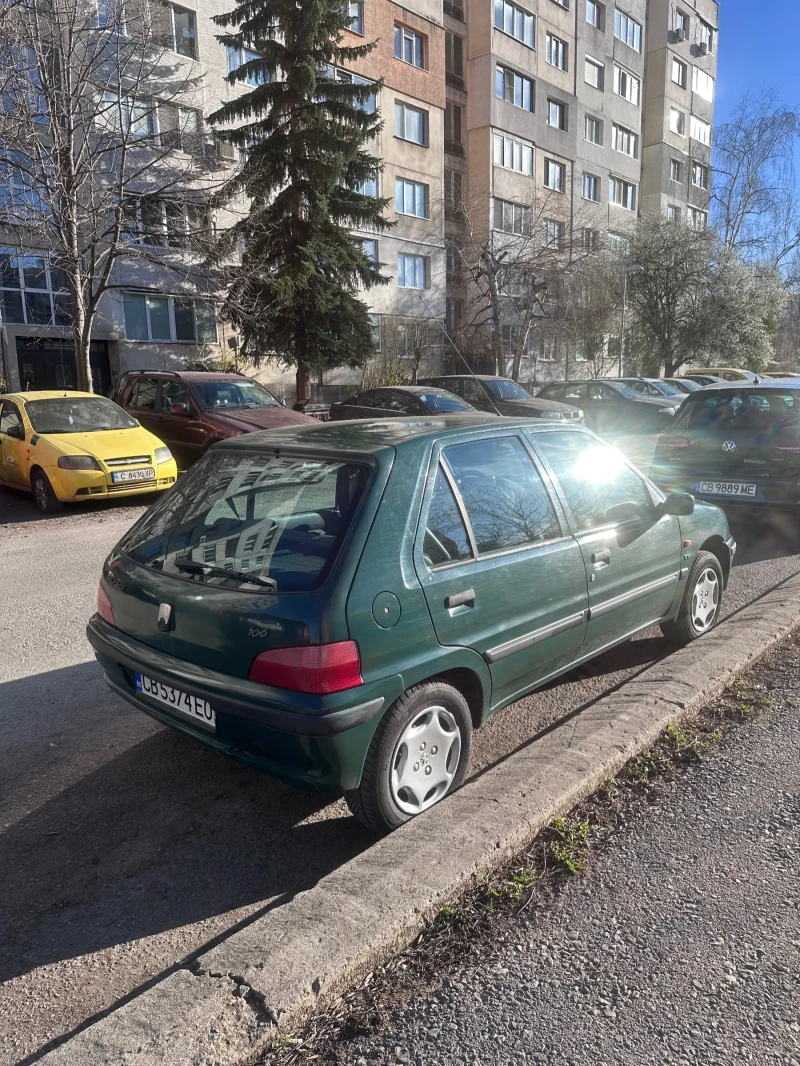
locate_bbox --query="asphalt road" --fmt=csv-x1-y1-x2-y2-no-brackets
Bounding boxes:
341,644,800,1066
1,479,800,1064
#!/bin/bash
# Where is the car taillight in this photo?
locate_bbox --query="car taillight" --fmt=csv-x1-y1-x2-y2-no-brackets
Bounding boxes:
97,582,116,627
249,641,362,694
665,437,691,449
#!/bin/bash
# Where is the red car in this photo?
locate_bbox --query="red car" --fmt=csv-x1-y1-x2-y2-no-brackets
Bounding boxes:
112,371,313,468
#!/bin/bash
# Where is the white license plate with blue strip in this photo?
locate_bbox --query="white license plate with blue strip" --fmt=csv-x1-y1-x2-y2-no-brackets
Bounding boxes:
113,467,154,483
135,672,216,730
696,481,757,498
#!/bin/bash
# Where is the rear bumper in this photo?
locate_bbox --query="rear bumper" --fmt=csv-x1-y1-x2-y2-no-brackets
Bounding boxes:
650,467,800,508
87,616,397,792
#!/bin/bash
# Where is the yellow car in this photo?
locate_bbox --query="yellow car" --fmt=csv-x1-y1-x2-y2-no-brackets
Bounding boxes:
0,391,178,513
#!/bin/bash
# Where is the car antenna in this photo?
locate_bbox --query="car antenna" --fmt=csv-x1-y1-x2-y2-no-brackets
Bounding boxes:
418,295,503,417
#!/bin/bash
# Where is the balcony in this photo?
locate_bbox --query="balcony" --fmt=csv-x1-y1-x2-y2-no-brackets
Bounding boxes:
443,1,465,21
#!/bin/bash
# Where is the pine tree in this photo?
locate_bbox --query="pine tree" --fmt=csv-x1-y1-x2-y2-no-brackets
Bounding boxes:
210,0,391,403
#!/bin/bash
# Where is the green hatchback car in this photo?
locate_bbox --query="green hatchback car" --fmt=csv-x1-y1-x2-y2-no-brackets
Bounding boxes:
88,417,735,832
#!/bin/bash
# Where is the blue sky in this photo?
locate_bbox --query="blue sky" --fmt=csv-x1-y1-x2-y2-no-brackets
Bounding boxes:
715,0,800,123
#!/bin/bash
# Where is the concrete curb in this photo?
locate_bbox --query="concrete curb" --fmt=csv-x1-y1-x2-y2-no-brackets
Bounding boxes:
37,569,800,1066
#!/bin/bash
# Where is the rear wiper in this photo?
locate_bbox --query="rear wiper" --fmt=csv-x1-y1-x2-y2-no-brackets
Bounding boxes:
173,558,277,590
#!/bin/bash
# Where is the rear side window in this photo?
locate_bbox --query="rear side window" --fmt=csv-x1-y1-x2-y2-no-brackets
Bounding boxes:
129,378,159,411
423,465,474,567
444,436,561,553
536,432,653,532
120,452,370,593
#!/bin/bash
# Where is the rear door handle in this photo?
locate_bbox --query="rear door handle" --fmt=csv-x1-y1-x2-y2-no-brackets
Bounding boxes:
592,549,611,566
445,588,475,609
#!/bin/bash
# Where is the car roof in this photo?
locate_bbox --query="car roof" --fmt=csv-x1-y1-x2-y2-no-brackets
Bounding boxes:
6,390,98,401
120,370,249,382
421,374,508,382
217,414,588,457
365,385,465,397
690,380,800,391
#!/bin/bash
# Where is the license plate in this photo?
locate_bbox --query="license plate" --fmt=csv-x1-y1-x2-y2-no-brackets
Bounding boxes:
134,672,216,730
696,481,757,498
113,467,155,483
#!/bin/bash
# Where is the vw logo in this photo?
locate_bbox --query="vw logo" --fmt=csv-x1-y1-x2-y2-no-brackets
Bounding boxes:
157,603,173,632
722,440,737,453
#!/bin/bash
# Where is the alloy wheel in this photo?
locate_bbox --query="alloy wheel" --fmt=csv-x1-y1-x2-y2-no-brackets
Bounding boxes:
691,566,719,633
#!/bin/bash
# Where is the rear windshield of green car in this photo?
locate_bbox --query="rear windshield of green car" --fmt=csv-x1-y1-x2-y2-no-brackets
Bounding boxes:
120,451,371,592
677,390,800,430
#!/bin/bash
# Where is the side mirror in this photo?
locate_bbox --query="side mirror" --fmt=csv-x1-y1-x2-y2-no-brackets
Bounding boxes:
169,403,191,417
658,491,695,517
6,424,24,441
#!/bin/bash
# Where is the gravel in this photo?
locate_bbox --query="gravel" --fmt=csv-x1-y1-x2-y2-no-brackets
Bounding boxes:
2,489,800,1063
337,647,800,1066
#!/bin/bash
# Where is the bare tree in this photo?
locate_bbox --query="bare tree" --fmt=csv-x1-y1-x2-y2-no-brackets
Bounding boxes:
560,252,626,379
0,0,222,390
713,88,800,266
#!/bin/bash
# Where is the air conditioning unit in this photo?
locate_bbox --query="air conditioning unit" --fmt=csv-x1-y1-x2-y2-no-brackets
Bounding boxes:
698,41,709,56
674,28,686,42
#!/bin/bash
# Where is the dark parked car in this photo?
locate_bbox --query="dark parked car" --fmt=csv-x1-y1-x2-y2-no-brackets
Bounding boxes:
418,375,583,422
664,378,702,394
329,386,474,420
618,377,688,402
112,371,312,468
537,380,681,436
651,382,800,511
88,416,733,833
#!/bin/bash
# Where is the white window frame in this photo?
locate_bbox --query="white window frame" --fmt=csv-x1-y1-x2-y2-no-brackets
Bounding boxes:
394,24,425,68
582,172,600,202
358,237,379,264
584,56,604,90
670,158,683,182
395,101,428,145
688,207,708,229
692,66,715,102
612,122,639,158
546,33,568,71
493,198,532,235
609,176,637,211
668,205,681,221
346,1,364,35
395,177,429,218
543,218,565,248
397,252,428,289
585,114,603,145
690,114,711,146
613,65,640,105
691,161,709,189
585,0,605,29
494,0,535,48
122,292,217,343
548,98,567,130
166,4,197,60
672,58,687,88
493,132,533,174
544,158,566,192
699,20,714,52
0,248,69,327
614,9,642,52
670,107,686,136
496,65,534,111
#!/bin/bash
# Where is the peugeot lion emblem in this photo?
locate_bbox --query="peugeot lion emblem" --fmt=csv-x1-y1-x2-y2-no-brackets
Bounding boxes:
157,603,173,632
722,440,737,453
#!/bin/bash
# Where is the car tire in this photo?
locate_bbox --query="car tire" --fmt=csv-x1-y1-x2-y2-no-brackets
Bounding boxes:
661,550,723,647
345,681,473,834
31,470,63,514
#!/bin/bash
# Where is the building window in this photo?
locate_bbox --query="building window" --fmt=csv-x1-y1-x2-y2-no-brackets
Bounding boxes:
446,238,462,277
394,24,425,68
0,249,69,326
496,66,534,111
329,66,376,113
494,0,535,47
166,4,197,59
693,67,715,102
585,0,605,29
675,10,689,37
691,114,711,146
395,177,429,218
585,114,603,145
445,32,464,83
692,161,709,189
582,173,600,202
672,58,687,88
493,132,533,174
123,293,217,343
226,46,268,87
444,168,464,218
613,65,640,105
668,205,681,221
345,1,364,34
494,198,531,234
122,196,211,249
612,122,639,158
543,219,565,248
581,227,601,252
358,238,379,264
548,98,567,130
699,20,714,52
546,34,568,71
670,107,686,135
397,253,428,289
395,101,428,145
446,298,463,331
688,207,708,229
585,56,604,90
538,337,557,362
608,232,630,254
445,102,464,151
99,90,157,139
670,158,683,182
614,9,642,52
358,174,378,197
544,158,566,191
609,177,636,211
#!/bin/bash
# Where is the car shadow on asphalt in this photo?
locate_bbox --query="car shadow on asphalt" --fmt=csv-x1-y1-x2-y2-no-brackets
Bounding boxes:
0,665,371,985
0,485,159,527
727,511,798,566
